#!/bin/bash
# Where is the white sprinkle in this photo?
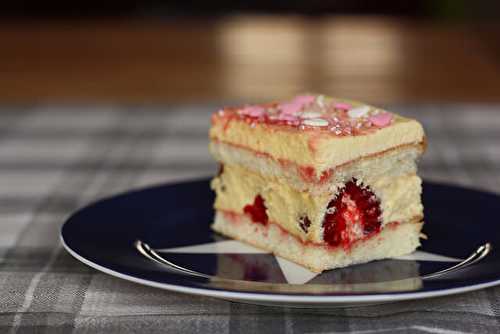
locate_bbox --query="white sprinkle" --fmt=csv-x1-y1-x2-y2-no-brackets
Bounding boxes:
302,118,329,127
316,95,326,108
347,106,370,118
300,111,323,119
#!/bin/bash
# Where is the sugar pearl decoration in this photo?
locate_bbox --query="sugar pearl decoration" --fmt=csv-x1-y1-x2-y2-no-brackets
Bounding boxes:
228,95,392,134
279,102,302,115
303,118,329,127
300,111,323,119
316,95,326,108
347,106,370,118
369,112,393,127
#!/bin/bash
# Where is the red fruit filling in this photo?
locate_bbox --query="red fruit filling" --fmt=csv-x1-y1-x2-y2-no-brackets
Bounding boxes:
323,179,381,248
244,195,269,225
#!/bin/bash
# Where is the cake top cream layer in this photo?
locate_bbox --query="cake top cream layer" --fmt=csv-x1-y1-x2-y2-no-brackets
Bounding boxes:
210,94,425,170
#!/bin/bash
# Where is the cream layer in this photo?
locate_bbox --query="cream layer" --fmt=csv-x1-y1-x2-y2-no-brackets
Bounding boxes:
211,164,423,244
210,114,424,175
209,140,423,194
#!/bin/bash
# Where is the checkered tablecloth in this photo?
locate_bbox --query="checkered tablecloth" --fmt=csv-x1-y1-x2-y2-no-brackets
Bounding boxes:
1,104,500,333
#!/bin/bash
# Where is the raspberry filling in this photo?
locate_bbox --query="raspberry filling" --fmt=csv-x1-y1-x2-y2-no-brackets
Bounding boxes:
244,195,269,225
323,179,381,248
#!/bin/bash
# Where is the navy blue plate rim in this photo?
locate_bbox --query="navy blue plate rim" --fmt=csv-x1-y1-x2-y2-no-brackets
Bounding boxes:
60,178,500,304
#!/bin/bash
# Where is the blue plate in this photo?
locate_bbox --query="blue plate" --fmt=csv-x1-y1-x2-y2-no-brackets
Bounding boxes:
61,179,500,307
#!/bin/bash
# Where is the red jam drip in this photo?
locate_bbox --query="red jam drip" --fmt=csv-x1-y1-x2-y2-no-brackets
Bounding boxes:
319,169,334,183
323,179,381,248
244,195,269,225
298,166,316,182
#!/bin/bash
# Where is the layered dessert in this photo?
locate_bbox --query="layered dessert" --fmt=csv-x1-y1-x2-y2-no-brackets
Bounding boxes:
209,94,426,273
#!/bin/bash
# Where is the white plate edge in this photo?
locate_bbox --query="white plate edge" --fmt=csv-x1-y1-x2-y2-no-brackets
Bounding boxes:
60,234,500,305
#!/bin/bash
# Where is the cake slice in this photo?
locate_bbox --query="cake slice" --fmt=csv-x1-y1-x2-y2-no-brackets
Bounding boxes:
209,94,426,273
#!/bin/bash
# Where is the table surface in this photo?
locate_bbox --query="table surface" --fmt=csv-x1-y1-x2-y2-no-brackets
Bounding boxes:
1,104,499,333
1,16,500,104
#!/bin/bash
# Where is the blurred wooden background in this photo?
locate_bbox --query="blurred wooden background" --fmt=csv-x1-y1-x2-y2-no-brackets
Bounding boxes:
1,16,499,104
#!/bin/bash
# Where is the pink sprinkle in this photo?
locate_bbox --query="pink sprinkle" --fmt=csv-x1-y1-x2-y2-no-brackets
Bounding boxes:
279,102,302,115
240,105,265,117
292,95,316,105
334,103,352,110
369,112,393,127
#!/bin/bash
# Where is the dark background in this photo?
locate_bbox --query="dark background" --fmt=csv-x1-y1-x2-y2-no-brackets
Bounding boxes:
2,1,500,19
1,0,499,104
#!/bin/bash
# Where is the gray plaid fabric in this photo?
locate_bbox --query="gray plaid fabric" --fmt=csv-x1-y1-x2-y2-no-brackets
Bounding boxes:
0,104,499,333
